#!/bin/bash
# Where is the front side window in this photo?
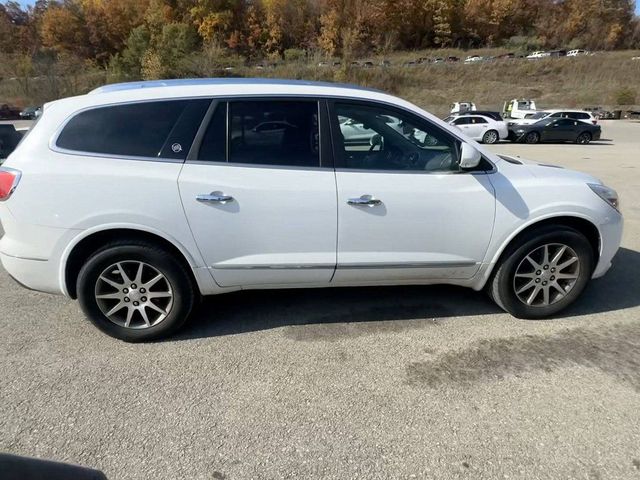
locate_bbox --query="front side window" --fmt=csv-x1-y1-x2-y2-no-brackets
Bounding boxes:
228,100,319,167
56,100,210,159
452,117,470,125
334,102,459,172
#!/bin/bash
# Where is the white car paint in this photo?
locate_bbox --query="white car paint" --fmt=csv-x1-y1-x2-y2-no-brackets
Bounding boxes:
508,109,598,126
503,99,537,119
448,115,509,142
0,79,622,304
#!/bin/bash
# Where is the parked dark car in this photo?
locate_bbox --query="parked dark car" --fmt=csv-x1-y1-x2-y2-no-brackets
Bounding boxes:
459,110,504,121
0,103,21,120
509,118,601,144
0,124,24,158
19,106,41,119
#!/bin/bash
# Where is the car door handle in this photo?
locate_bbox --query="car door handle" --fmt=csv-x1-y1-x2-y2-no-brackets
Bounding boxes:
347,195,382,207
196,192,234,204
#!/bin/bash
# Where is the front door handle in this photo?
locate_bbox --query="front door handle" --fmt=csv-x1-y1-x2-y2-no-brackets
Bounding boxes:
196,191,234,204
347,195,382,207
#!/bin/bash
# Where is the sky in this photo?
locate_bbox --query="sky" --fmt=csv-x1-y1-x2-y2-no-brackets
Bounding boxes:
4,0,640,14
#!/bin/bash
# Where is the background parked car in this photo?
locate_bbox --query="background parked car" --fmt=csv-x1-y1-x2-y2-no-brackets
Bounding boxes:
509,118,601,144
447,114,508,144
526,51,550,59
19,106,41,120
567,49,589,56
510,109,598,126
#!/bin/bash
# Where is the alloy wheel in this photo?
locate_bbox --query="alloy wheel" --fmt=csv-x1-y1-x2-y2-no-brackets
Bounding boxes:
484,130,498,144
94,261,174,329
512,243,580,307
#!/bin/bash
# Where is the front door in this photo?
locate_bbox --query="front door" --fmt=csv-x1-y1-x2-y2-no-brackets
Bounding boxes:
179,99,337,287
329,100,496,283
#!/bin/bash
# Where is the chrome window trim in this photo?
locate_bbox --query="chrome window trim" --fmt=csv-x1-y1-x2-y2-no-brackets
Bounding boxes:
214,264,335,270
212,261,477,270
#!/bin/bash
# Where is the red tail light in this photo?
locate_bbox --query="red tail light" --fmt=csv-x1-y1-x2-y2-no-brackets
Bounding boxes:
0,167,21,201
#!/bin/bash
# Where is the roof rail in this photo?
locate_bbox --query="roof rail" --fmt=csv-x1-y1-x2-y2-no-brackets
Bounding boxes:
89,78,382,95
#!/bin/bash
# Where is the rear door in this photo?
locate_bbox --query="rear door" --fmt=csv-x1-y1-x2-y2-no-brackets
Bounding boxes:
178,98,338,287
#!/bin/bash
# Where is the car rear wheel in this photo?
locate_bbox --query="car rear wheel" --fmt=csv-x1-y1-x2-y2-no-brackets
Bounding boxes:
77,241,196,342
482,129,499,144
524,131,540,144
488,226,594,319
576,132,592,144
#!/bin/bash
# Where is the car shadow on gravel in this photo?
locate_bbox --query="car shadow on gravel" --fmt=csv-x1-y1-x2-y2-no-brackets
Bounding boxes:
177,248,640,340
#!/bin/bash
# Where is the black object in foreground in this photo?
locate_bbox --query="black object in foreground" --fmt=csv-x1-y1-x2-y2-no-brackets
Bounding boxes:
0,453,108,480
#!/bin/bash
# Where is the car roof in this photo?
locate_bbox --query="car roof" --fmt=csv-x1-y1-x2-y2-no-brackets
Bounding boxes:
89,78,382,95
544,109,592,114
48,77,417,114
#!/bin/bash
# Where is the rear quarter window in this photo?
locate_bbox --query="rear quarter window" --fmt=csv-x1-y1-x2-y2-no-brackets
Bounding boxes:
56,99,210,159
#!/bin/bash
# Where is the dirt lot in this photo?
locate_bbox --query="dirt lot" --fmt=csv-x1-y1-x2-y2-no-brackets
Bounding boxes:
1,120,639,480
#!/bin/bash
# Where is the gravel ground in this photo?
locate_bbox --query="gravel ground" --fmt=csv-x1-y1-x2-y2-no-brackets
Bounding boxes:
1,120,640,480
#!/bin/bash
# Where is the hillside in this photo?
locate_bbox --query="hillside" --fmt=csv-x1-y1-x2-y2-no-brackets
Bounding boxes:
1,49,639,117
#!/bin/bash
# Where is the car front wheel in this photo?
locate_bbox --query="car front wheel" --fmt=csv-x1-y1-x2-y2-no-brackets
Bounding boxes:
524,131,540,144
576,132,592,144
77,241,196,341
488,226,594,319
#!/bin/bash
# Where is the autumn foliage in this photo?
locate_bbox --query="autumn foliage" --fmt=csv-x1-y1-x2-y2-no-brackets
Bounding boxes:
0,0,639,82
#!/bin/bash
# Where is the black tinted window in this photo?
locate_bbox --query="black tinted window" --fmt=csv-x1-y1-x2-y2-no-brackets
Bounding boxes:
57,100,208,159
228,101,319,167
453,117,470,125
198,102,227,162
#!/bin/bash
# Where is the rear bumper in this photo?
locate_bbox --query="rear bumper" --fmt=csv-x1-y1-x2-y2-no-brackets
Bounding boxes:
0,252,63,294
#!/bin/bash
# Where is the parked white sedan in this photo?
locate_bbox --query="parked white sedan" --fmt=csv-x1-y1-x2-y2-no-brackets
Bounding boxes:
0,79,623,341
447,114,508,144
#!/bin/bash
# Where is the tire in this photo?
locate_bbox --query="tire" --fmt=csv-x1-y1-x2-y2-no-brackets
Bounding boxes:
77,241,196,342
482,129,499,144
576,132,592,144
488,225,594,319
524,131,540,144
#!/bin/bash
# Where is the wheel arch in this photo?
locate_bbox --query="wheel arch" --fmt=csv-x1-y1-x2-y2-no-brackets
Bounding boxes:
62,227,200,299
482,215,600,287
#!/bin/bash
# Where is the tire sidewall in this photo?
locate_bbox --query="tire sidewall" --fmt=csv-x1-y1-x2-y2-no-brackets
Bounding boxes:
494,227,594,318
77,245,194,342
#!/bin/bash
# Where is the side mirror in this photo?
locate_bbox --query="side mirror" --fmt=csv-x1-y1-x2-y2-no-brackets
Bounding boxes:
459,142,482,169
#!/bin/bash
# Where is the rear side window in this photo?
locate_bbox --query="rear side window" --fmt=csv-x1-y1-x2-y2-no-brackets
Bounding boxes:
56,99,210,159
228,100,319,167
453,117,470,125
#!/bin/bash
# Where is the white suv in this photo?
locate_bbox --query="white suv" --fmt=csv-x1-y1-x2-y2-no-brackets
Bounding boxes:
0,79,623,341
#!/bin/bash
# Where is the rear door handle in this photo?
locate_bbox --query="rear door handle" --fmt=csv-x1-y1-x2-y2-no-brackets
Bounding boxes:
196,191,234,204
347,195,382,207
